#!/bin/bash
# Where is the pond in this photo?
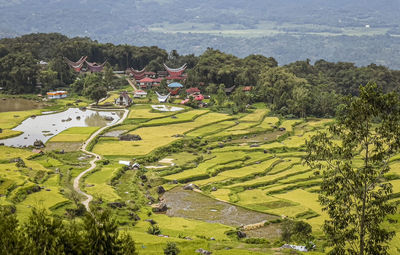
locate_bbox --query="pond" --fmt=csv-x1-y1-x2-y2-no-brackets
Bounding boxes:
0,98,45,112
162,187,279,227
0,108,123,147
151,105,184,112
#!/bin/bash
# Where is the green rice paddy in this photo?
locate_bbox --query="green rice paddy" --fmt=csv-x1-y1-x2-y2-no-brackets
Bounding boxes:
1,103,400,254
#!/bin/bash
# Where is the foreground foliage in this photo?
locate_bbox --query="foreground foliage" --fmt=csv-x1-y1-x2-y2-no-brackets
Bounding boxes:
306,83,400,254
0,206,137,255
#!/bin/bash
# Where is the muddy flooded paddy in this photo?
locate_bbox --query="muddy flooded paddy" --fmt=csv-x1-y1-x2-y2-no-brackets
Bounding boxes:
162,187,279,227
0,108,123,147
0,98,45,112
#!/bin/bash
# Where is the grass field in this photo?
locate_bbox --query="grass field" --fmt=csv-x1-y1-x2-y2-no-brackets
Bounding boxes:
2,102,400,254
48,127,100,143
93,112,231,156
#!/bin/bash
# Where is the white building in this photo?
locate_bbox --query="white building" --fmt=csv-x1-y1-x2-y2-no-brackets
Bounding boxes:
47,91,68,99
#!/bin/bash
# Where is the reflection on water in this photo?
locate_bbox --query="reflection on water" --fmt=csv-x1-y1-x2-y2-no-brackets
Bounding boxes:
0,98,44,112
0,108,123,147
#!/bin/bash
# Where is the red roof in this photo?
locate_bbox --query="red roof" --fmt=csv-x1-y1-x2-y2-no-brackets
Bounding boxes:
166,76,185,80
194,94,204,101
153,78,163,83
243,86,253,91
144,71,156,75
180,99,190,105
139,77,154,83
186,87,200,94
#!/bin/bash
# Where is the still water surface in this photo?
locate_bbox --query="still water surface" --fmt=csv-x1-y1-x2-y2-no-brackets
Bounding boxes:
0,98,44,112
0,108,122,147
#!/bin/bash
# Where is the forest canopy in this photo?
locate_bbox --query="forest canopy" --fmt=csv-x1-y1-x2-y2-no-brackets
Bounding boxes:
1,33,400,118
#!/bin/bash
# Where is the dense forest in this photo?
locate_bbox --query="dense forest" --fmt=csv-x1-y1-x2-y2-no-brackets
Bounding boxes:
1,33,400,118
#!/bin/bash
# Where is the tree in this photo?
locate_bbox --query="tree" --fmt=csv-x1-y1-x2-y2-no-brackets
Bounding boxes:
281,219,313,244
215,84,227,107
87,85,107,105
103,64,114,89
23,207,66,255
0,206,24,254
38,69,59,92
164,242,180,255
305,82,400,255
84,209,136,255
232,87,250,113
256,67,308,115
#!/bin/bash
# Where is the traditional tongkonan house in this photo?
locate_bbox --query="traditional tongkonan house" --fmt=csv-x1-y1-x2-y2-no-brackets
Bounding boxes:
167,82,184,95
164,63,188,83
144,71,156,78
129,68,146,80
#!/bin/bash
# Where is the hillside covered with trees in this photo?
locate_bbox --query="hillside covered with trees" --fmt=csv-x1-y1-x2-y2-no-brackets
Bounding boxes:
1,0,400,68
1,33,400,118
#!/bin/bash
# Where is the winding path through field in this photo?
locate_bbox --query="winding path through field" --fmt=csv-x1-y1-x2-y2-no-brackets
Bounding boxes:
73,108,129,211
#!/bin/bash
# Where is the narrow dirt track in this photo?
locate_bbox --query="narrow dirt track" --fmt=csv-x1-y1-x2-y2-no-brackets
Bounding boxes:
73,109,129,211
126,78,138,91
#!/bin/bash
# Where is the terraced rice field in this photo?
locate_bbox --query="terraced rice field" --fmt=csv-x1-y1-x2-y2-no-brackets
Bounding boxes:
3,104,400,254
93,111,232,156
48,127,100,142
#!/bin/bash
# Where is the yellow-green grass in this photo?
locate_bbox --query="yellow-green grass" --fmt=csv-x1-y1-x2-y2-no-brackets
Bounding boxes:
274,189,327,228
85,164,121,201
227,163,308,188
307,118,334,127
93,112,231,156
0,109,42,129
15,175,68,221
108,124,137,131
36,158,63,168
194,175,230,186
239,109,268,122
279,119,303,132
186,121,236,137
280,170,314,183
168,152,198,166
236,189,280,206
0,163,27,190
0,129,23,139
128,105,177,119
143,110,208,126
209,122,259,137
164,151,248,181
281,135,307,147
274,189,323,216
99,93,120,105
0,146,34,160
132,213,234,242
268,158,301,174
389,161,400,175
255,116,280,130
265,204,311,218
48,127,100,143
210,188,232,201
218,158,278,178
390,180,400,194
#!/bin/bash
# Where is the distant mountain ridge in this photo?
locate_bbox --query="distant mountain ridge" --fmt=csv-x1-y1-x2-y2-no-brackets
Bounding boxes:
1,0,400,68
